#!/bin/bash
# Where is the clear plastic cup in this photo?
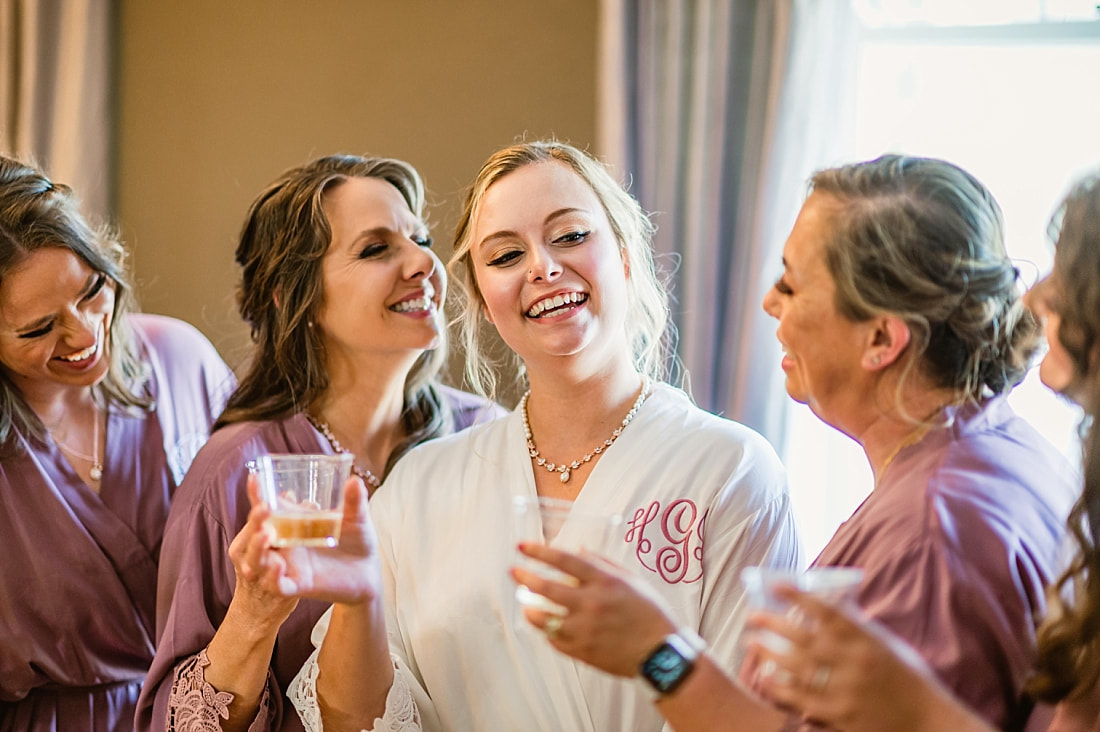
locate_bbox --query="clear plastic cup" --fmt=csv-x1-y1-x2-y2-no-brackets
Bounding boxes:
738,566,864,681
741,566,865,617
252,453,354,547
512,495,623,628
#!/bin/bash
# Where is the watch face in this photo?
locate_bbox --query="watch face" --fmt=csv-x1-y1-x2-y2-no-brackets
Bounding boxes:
641,642,692,693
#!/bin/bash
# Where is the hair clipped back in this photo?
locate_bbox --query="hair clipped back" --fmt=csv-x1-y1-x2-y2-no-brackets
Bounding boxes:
810,154,1037,403
449,140,672,398
0,155,149,452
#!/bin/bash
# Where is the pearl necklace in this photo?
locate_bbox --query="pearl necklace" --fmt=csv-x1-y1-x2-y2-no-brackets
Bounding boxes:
51,394,103,482
305,413,382,489
521,377,651,484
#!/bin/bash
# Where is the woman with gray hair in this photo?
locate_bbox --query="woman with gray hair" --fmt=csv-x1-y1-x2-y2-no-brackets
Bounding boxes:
137,154,502,732
0,156,234,730
234,140,802,731
509,155,1078,732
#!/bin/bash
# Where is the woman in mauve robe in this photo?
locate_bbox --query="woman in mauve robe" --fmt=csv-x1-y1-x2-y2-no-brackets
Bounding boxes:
726,171,1100,732
0,156,235,731
136,154,503,732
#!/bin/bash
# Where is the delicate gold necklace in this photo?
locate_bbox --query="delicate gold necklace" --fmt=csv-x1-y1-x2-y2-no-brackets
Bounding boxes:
306,413,382,489
50,393,103,482
876,419,941,483
521,377,651,484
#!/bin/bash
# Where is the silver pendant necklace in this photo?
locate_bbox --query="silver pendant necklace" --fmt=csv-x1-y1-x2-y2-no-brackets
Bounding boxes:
51,392,103,482
521,377,651,483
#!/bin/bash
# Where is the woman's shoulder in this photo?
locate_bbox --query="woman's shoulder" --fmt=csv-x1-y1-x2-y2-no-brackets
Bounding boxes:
129,314,233,379
370,412,519,528
170,415,323,534
946,396,1071,467
436,384,509,430
178,417,311,495
424,403,513,454
853,411,1072,573
384,407,515,482
129,313,216,352
926,397,1077,514
645,383,782,460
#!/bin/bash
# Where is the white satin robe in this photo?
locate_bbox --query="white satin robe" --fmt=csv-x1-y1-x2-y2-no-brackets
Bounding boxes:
293,384,803,732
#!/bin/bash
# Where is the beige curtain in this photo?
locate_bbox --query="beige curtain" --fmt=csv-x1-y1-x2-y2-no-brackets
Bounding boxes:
0,0,112,219
597,0,859,450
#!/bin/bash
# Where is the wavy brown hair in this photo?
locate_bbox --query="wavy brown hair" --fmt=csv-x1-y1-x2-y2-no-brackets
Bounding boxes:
0,156,150,453
216,154,450,476
1028,172,1100,704
810,155,1038,412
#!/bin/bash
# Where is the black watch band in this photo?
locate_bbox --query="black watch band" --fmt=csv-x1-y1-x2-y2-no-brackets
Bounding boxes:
638,630,704,696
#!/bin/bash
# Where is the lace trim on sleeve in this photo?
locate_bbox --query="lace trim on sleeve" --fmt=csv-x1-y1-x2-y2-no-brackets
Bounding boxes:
167,648,274,732
288,649,324,732
288,648,420,732
376,664,420,732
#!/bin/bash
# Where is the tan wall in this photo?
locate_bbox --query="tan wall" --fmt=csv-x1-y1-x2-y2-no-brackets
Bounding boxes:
115,0,598,383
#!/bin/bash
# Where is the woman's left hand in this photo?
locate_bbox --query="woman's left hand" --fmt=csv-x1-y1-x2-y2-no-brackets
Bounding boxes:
746,585,965,732
226,476,301,627
510,543,677,677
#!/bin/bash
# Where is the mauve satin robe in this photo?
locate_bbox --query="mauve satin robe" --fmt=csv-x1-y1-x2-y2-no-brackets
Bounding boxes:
813,395,1079,732
137,387,504,732
0,314,235,731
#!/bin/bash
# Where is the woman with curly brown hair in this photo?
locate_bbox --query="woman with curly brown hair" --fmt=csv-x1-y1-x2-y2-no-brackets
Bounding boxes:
1026,172,1100,730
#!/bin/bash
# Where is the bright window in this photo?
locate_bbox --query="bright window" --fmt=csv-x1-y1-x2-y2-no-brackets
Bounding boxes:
787,2,1099,560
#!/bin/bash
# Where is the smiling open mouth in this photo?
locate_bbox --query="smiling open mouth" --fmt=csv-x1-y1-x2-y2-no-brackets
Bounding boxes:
526,292,588,318
390,295,437,313
55,319,105,363
57,341,98,362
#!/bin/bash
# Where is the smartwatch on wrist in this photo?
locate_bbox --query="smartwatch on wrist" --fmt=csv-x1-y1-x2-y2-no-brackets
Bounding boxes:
637,628,706,697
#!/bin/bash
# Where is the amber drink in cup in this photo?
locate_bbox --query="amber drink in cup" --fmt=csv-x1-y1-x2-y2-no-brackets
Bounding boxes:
253,453,353,547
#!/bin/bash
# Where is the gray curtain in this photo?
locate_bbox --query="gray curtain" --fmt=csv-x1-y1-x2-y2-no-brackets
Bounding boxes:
0,0,113,219
598,0,858,450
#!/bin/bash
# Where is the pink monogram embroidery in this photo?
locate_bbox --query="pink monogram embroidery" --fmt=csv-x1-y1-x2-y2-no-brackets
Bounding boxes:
626,499,707,583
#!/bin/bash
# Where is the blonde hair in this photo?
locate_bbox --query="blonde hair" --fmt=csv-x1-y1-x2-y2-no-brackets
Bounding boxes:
449,141,672,398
